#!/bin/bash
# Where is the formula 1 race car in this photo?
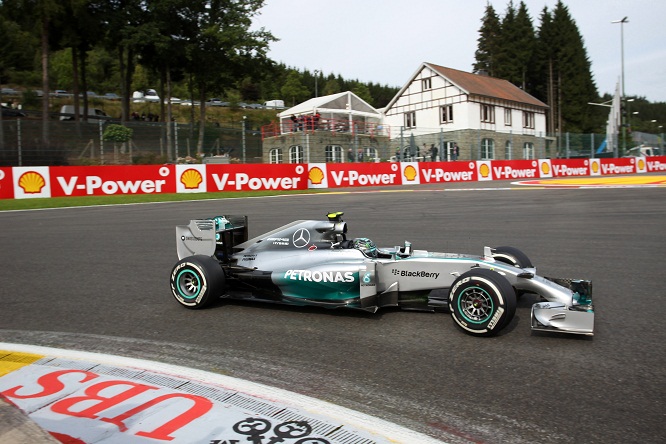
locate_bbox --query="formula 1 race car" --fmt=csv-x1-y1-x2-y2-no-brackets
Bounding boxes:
170,212,594,336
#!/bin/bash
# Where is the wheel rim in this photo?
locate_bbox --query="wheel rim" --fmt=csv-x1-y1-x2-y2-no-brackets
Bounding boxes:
458,286,494,323
176,269,201,300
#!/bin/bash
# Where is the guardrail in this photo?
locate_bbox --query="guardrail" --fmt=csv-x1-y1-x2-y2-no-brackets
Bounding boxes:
2,156,664,200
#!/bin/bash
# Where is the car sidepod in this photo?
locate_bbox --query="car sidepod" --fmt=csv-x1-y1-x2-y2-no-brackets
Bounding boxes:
270,260,379,311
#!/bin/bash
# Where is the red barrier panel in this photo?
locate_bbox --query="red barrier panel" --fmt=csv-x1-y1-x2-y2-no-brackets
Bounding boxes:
417,161,477,184
591,157,638,176
49,165,176,197
645,156,666,172
0,167,14,199
545,158,590,177
205,163,308,192
483,160,541,181
307,162,402,188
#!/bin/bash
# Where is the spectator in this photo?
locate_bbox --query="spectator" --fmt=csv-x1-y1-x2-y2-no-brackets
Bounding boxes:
348,148,355,163
430,144,438,161
452,142,460,161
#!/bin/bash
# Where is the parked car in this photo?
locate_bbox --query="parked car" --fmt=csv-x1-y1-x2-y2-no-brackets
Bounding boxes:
103,93,121,101
59,105,110,123
1,87,20,96
1,105,26,117
133,89,160,103
207,98,229,107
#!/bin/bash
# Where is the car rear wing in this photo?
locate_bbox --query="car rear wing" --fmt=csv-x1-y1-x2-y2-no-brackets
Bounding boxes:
176,215,248,262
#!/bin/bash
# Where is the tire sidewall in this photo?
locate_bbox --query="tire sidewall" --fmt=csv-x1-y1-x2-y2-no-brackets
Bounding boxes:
170,256,224,308
492,246,533,268
449,269,516,336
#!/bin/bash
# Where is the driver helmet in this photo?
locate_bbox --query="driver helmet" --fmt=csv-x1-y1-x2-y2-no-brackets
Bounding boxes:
352,237,377,258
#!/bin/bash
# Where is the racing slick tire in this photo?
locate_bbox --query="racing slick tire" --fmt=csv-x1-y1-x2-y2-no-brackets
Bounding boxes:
448,268,517,336
492,246,533,268
492,246,533,298
170,255,226,309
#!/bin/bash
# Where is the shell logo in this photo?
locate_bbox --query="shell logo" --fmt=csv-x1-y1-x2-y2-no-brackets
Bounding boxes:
18,171,46,193
540,161,551,175
308,166,325,185
403,165,417,181
591,161,600,174
180,168,203,189
478,163,490,178
637,158,646,170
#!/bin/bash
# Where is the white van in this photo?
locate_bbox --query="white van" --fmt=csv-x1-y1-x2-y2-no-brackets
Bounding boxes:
59,105,110,123
264,99,285,109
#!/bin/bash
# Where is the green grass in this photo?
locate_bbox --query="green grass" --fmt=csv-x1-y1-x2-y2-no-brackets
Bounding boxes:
0,189,326,211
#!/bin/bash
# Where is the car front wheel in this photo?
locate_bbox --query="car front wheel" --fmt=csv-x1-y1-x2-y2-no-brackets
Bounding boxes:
449,268,516,336
492,246,533,268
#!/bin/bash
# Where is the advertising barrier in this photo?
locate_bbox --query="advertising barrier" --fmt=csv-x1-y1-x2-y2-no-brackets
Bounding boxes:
1,156,665,200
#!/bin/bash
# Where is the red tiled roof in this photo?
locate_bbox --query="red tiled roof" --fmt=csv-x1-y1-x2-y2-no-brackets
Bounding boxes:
426,62,548,108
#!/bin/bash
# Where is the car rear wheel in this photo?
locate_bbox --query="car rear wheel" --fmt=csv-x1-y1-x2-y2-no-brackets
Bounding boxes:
449,268,516,336
170,255,225,309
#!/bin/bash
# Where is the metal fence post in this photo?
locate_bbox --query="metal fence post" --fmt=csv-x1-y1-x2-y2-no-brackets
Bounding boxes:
99,119,104,165
17,118,22,166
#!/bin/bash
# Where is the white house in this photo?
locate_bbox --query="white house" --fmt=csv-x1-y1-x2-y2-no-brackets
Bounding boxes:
382,62,549,160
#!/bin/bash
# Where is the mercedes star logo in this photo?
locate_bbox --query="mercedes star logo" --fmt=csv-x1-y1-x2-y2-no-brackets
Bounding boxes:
292,228,310,248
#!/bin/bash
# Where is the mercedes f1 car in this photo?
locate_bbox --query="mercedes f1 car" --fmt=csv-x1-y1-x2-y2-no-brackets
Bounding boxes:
170,212,594,336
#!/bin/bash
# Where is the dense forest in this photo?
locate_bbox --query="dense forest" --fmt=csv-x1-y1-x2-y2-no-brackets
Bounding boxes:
474,0,665,135
1,0,664,142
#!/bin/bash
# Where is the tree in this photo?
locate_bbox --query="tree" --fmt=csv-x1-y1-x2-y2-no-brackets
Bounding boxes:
281,70,309,106
533,6,556,131
474,1,600,133
322,76,340,96
184,0,275,154
473,2,501,76
548,1,599,132
351,82,372,104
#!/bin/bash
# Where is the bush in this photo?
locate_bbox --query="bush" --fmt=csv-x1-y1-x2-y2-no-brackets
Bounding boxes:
103,124,133,143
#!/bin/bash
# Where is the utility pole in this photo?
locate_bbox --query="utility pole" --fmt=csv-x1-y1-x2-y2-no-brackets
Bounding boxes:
612,17,629,156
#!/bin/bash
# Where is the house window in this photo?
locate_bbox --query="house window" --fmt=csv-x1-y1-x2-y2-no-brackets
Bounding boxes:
505,141,512,160
422,78,432,90
523,111,535,129
504,108,512,126
325,145,343,162
523,142,535,159
441,105,453,124
481,138,495,159
481,104,495,123
269,148,283,164
364,147,378,162
289,145,303,163
404,111,416,128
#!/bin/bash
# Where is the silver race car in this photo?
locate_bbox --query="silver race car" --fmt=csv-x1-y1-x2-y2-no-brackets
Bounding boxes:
170,212,594,337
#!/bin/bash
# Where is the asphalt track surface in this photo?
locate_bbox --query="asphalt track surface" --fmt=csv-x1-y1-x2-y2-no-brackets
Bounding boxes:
1,175,665,443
